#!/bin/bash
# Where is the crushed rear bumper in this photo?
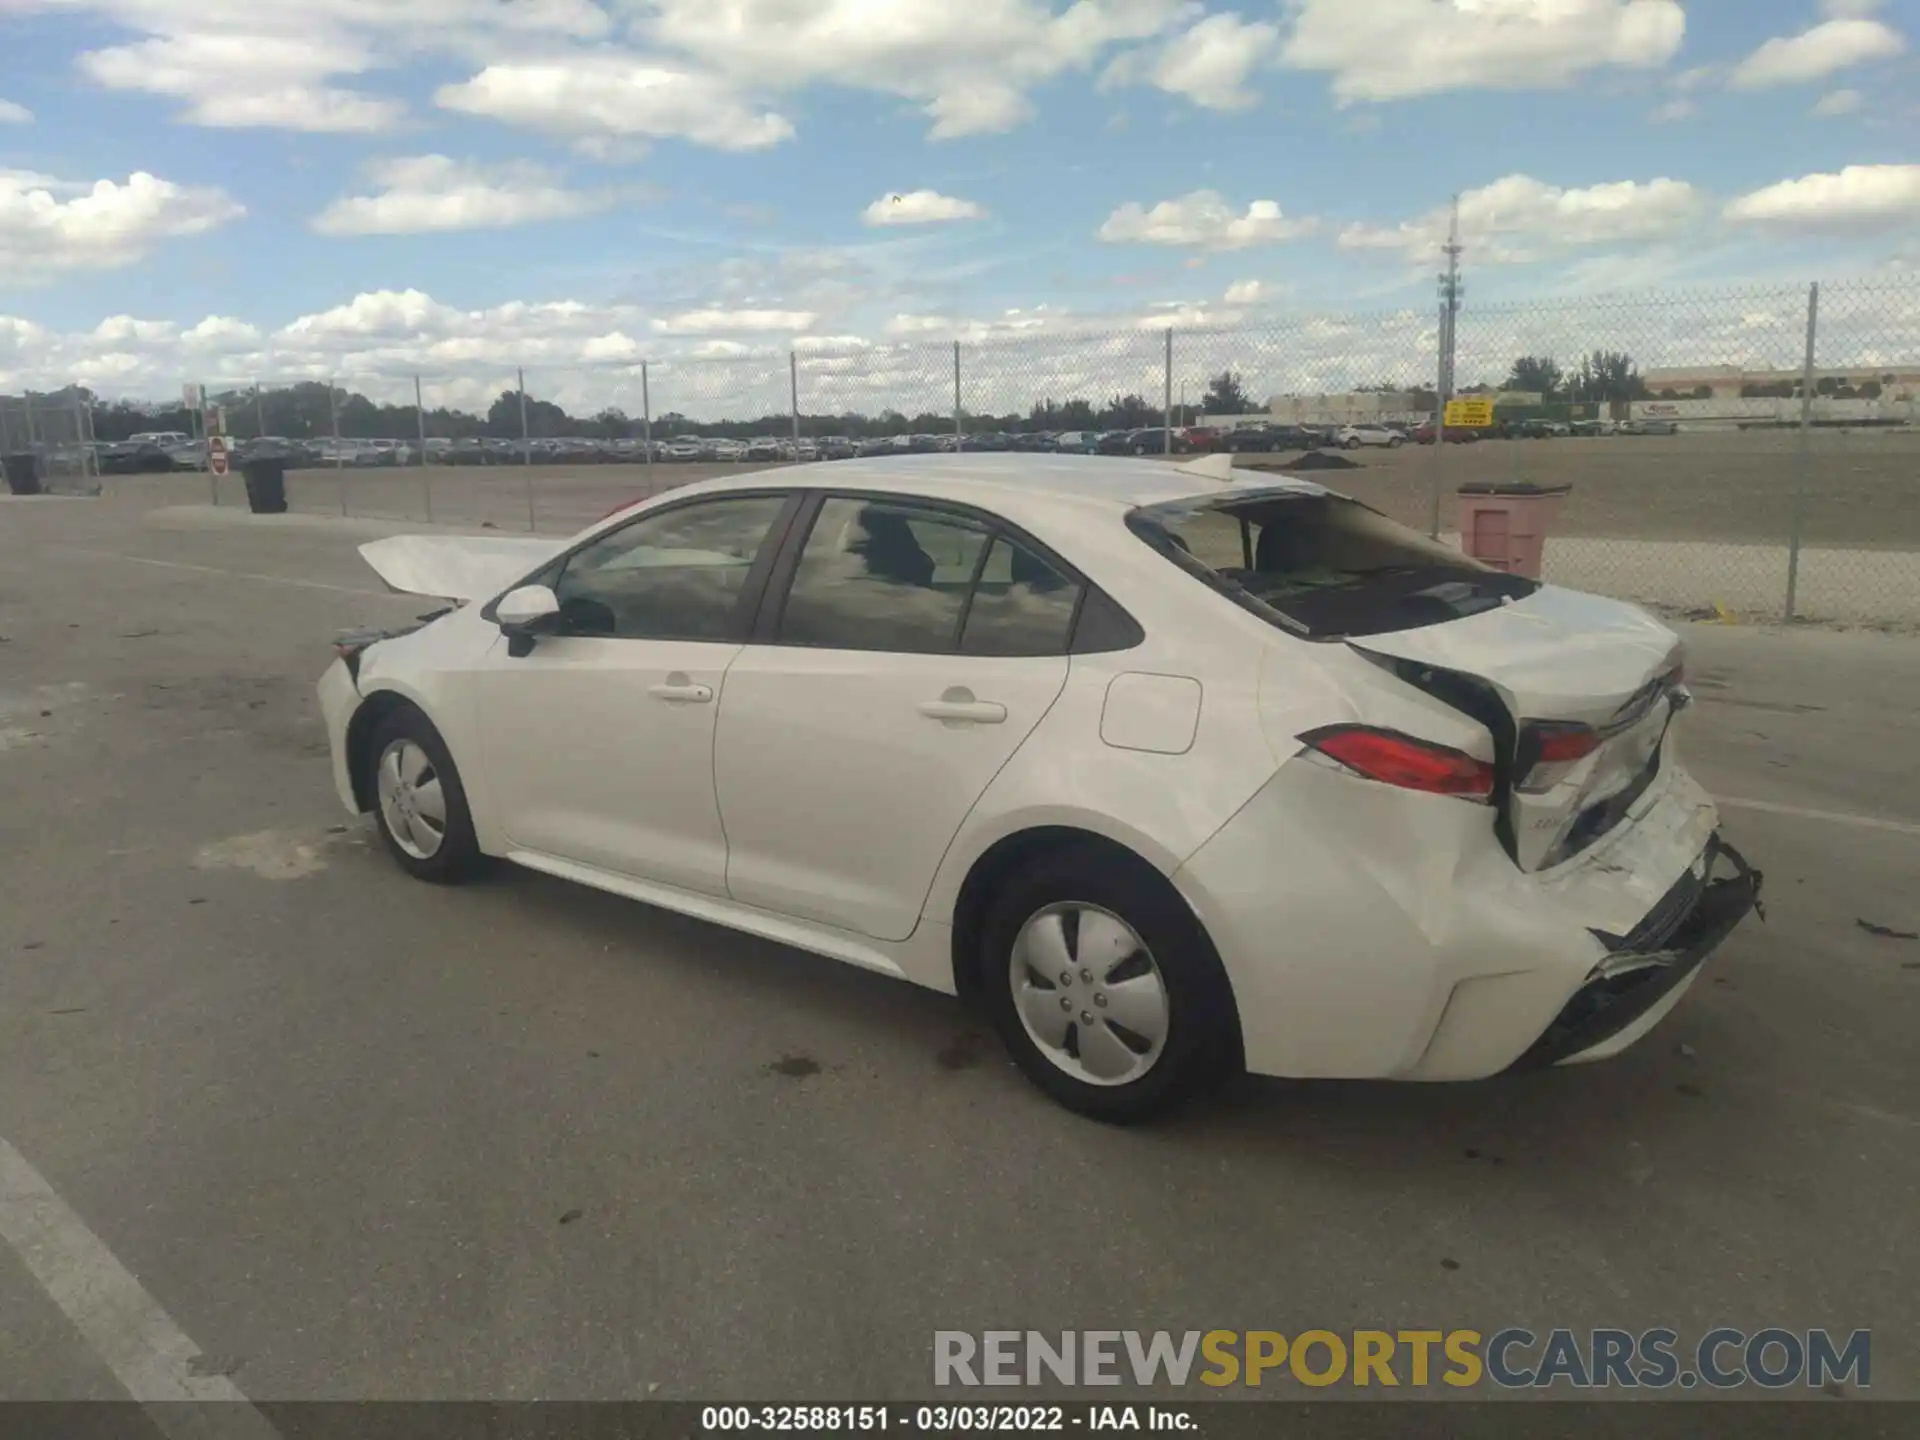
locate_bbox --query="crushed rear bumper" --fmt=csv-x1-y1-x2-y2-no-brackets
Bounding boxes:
1507,836,1762,1071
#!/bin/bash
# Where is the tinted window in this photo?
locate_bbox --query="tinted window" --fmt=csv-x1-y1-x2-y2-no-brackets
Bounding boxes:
553,494,787,640
777,497,990,653
959,536,1082,656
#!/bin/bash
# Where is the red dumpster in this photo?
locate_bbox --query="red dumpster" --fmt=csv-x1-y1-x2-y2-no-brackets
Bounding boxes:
1455,481,1571,580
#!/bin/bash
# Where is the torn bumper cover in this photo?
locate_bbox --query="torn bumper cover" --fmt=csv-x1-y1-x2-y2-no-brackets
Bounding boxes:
1508,836,1763,1071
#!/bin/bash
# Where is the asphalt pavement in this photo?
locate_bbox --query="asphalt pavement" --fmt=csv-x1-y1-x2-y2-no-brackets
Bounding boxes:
1,494,1916,1405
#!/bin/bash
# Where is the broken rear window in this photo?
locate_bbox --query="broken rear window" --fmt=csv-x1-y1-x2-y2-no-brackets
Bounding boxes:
1128,488,1540,641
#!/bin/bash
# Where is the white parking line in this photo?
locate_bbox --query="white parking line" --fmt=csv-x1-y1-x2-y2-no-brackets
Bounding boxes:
0,1134,280,1437
52,546,391,598
1718,795,1920,838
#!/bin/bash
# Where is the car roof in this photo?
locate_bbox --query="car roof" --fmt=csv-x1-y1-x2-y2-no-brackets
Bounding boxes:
659,453,1337,526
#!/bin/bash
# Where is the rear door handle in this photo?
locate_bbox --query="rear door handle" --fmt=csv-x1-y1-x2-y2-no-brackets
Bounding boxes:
649,675,714,704
918,689,1007,725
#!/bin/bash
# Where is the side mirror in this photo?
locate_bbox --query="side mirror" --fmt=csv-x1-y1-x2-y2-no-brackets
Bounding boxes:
495,584,560,655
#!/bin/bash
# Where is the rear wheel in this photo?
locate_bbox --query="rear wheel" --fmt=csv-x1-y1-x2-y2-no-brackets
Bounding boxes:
368,708,484,883
980,849,1240,1123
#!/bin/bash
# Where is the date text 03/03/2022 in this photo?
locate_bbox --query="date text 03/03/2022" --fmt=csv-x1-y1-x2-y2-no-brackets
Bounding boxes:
700,1406,1193,1432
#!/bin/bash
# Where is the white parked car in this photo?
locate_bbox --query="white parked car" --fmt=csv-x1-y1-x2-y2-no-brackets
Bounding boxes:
319,454,1760,1121
1334,424,1404,449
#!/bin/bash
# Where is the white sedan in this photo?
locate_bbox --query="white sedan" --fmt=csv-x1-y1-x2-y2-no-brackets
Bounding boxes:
319,454,1760,1121
1334,424,1405,449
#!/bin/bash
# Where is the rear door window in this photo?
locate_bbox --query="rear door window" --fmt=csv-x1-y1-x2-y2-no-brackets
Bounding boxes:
1129,488,1539,640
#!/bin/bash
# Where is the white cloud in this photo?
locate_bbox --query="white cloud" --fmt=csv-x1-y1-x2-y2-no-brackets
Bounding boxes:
1281,0,1686,103
1729,18,1906,88
0,98,31,124
651,308,818,335
1340,174,1704,264
1812,87,1865,116
1,169,244,283
861,190,986,226
1649,98,1694,123
1724,164,1920,234
1223,279,1273,304
313,155,616,236
640,0,1193,140
1105,12,1281,111
1098,191,1317,250
77,31,405,132
437,59,794,152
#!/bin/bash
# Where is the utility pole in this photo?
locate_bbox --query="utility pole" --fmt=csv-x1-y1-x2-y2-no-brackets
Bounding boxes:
1428,195,1464,539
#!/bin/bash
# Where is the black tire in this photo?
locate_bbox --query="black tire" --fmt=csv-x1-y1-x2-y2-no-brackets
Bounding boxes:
1388,436,1404,448
978,846,1241,1123
366,706,486,884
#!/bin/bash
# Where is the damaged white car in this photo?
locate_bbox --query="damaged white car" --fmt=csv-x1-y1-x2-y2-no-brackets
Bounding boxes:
319,455,1761,1122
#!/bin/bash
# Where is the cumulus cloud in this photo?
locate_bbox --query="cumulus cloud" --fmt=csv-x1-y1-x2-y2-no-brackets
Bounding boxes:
650,308,818,335
77,30,406,132
1724,164,1920,234
1340,174,1704,264
1730,16,1906,88
1098,191,1317,250
1104,12,1281,111
1280,0,1686,102
862,190,986,226
1,169,244,283
1223,279,1274,304
312,155,617,236
0,99,31,123
1811,87,1865,116
640,0,1193,140
437,58,794,153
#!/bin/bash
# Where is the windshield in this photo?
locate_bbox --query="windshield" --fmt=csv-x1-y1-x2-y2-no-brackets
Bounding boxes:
1128,488,1540,640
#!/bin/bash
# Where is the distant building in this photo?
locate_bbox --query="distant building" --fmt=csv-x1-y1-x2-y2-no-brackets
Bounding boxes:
1642,365,1920,401
1262,390,1432,426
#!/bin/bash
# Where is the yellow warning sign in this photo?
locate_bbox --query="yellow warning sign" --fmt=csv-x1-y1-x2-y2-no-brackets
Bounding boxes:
1444,399,1495,429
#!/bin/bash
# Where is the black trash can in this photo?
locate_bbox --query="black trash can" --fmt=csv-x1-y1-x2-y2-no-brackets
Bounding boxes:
241,457,290,514
3,452,43,496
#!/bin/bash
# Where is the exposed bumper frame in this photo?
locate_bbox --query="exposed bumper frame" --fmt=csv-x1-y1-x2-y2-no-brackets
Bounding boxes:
1506,835,1763,1072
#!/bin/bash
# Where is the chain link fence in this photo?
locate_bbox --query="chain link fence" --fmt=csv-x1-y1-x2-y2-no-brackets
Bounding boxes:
8,279,1915,623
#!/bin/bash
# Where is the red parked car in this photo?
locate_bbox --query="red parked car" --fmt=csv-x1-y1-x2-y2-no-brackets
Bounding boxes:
1412,423,1482,445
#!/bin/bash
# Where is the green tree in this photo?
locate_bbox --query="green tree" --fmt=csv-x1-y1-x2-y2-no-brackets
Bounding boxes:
1201,369,1253,416
1567,350,1649,404
1505,356,1564,398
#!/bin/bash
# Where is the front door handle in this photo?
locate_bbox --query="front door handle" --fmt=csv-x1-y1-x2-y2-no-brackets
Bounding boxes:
649,673,714,704
918,687,1007,726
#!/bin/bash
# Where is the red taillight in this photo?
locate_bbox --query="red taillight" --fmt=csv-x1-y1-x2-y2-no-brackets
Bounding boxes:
1301,726,1495,800
1535,726,1602,763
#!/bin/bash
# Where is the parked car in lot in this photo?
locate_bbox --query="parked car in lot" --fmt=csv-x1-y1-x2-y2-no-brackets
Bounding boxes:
1620,418,1680,436
818,436,856,460
126,431,207,470
1334,425,1405,450
1412,423,1482,445
322,453,1760,1122
661,439,703,462
746,437,783,462
1569,418,1619,437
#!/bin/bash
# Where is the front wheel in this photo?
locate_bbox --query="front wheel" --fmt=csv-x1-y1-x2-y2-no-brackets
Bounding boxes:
1344,437,1361,450
980,849,1240,1123
1388,436,1404,448
368,707,485,883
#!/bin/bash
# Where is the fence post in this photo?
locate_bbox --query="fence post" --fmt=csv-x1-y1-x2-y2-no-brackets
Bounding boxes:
328,377,345,515
253,381,266,440
1163,328,1173,456
1427,301,1451,539
517,366,534,531
70,388,95,491
414,374,432,522
641,360,654,493
789,350,801,461
953,340,963,446
81,392,99,491
1784,281,1819,623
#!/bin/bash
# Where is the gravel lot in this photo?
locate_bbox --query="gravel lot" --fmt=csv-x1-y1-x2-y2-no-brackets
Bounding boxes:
1,496,1916,1406
98,427,1920,550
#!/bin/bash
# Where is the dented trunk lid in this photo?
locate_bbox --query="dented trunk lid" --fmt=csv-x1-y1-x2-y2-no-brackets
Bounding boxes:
1353,586,1687,872
358,534,565,602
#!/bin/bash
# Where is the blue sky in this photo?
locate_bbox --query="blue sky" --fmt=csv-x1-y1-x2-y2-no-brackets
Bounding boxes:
0,0,1915,406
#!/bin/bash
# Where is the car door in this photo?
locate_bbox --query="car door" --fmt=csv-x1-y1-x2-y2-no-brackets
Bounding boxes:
714,494,1085,942
471,490,797,896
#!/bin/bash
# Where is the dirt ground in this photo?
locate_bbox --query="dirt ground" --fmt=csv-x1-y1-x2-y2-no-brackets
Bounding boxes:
109,427,1920,549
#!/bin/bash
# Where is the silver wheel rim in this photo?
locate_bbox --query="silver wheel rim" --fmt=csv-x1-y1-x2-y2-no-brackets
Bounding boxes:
375,738,448,860
1009,903,1170,1087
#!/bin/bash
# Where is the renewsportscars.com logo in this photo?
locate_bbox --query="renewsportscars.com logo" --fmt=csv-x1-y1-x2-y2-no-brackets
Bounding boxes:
933,1329,1871,1391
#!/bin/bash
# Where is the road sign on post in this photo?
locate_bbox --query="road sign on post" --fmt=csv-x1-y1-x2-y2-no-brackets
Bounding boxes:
208,436,230,477
1444,398,1494,429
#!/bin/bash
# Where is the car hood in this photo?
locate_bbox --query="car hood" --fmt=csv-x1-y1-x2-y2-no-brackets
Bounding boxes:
358,533,567,602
